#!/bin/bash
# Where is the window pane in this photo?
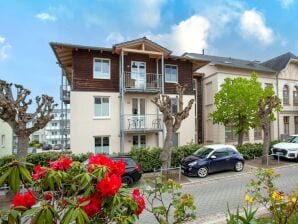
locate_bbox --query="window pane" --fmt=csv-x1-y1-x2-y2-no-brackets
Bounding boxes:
140,135,146,147
94,59,110,79
102,98,109,116
165,65,177,82
173,133,179,147
170,98,178,114
132,135,138,147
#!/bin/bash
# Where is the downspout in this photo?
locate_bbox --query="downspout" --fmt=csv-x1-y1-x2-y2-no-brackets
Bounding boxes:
120,51,124,154
276,71,280,140
156,58,159,147
161,55,165,146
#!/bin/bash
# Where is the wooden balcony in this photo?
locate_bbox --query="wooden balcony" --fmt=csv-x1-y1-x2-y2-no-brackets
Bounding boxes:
124,72,161,93
122,114,163,133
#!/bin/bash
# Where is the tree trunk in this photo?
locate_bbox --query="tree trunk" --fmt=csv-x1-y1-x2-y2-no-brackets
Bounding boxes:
160,129,173,169
16,135,29,159
237,130,244,146
262,124,270,165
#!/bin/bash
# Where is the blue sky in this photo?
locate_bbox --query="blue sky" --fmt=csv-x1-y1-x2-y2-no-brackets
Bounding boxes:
0,0,298,105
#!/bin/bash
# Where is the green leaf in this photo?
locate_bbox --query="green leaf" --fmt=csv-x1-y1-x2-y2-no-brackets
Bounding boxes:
62,207,75,224
9,166,21,193
19,166,32,184
0,167,12,186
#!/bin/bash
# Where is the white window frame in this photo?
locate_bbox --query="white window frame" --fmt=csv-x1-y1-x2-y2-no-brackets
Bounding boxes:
93,58,111,79
1,135,5,147
165,64,178,83
132,135,146,148
93,96,110,119
94,136,110,154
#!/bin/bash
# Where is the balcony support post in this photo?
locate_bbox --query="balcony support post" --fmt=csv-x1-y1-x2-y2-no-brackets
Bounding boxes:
120,50,125,154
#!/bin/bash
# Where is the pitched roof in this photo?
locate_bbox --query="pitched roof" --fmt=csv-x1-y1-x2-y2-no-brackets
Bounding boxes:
261,52,298,72
184,53,276,73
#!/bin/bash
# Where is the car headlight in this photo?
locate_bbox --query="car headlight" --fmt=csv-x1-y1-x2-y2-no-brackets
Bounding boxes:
188,161,198,167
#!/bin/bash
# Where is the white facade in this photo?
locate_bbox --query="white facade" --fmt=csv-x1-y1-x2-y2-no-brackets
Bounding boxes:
70,91,195,154
0,119,13,157
45,108,70,146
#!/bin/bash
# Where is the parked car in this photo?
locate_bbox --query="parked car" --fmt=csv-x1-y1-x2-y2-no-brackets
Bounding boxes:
53,144,62,150
181,144,244,178
271,135,298,161
42,144,52,150
84,156,142,186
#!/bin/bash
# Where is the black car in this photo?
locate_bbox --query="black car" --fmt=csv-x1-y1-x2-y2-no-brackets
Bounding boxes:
111,156,142,186
181,144,244,178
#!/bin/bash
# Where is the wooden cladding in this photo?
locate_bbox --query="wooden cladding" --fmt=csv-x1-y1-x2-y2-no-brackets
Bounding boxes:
72,49,194,94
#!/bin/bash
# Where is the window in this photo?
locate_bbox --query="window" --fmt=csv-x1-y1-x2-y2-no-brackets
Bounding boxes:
94,136,109,154
284,116,289,135
265,83,273,88
212,150,229,158
93,58,110,79
295,117,298,134
1,135,5,146
293,86,298,105
173,133,179,147
225,125,248,142
283,85,289,105
165,65,178,83
254,126,262,140
52,122,57,127
170,97,178,114
94,97,110,118
132,135,146,148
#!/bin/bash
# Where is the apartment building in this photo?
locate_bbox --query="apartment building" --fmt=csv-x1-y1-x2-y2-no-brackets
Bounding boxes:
185,52,298,144
0,119,13,157
45,108,70,147
262,52,298,139
50,37,208,154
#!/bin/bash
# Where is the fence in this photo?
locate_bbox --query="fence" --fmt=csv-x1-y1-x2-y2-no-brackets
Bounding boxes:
153,166,182,183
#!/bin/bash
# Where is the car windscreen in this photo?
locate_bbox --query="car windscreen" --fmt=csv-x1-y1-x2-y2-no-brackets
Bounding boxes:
193,147,213,159
286,136,298,143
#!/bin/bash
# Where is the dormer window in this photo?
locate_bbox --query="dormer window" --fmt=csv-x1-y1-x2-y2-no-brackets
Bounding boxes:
93,58,110,79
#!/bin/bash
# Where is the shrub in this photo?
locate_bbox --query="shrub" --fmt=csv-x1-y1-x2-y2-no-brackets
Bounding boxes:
0,154,145,223
130,143,203,172
237,143,263,160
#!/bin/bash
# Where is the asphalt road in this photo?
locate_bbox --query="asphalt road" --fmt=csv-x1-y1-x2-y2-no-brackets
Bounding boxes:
138,164,298,224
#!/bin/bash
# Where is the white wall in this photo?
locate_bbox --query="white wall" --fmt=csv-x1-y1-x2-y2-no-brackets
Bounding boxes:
0,119,13,157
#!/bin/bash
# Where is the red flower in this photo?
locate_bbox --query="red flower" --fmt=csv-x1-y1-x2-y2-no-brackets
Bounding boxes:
12,191,36,209
111,160,126,176
32,165,46,180
44,192,53,201
96,174,122,197
49,156,72,171
79,194,102,217
132,189,145,215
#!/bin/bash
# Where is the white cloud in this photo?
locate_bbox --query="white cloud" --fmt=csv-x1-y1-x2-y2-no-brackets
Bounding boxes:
35,13,56,22
106,32,125,44
134,0,165,28
0,36,11,60
239,9,274,45
278,0,295,8
148,15,210,55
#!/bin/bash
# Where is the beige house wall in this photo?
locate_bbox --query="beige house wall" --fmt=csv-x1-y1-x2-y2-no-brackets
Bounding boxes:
70,91,196,154
0,119,13,157
200,65,279,144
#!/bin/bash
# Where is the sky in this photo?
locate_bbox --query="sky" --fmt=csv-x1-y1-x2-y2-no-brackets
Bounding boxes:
0,0,298,105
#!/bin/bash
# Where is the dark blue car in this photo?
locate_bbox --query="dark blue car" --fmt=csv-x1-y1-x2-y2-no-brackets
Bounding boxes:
181,144,244,178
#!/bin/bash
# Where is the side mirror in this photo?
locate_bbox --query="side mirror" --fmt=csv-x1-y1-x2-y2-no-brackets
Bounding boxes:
210,155,216,159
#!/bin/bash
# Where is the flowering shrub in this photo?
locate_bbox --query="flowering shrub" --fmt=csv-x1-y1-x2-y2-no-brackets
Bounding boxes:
0,154,145,223
227,168,298,224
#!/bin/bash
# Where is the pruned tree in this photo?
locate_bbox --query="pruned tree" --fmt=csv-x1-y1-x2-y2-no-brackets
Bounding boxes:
258,86,281,165
210,74,263,146
151,84,194,169
0,80,57,159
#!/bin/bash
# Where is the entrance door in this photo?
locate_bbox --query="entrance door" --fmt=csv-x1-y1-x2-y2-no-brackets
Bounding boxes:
132,98,146,128
131,61,146,89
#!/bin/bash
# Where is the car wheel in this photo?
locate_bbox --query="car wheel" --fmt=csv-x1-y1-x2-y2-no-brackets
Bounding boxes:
235,161,244,172
122,175,134,187
197,167,208,178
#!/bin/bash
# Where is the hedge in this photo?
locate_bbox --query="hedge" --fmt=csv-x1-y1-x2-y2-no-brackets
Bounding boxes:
236,143,263,160
130,143,202,172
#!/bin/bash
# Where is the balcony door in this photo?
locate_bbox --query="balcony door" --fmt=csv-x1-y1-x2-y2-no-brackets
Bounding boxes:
132,98,146,128
131,61,146,89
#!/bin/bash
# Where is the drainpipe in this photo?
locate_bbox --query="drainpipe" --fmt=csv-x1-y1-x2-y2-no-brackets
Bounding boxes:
276,72,280,140
120,50,125,154
161,55,165,146
156,58,159,147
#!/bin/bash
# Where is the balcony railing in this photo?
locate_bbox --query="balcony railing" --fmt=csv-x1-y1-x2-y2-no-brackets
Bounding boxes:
122,114,163,132
60,85,70,104
124,72,161,93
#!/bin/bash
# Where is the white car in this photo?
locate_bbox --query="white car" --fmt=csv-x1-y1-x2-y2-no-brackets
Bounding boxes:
271,135,298,161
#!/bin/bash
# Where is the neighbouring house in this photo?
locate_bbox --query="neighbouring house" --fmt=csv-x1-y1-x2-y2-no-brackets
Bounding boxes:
50,37,208,154
0,119,13,157
44,108,70,147
184,53,278,144
262,52,298,139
